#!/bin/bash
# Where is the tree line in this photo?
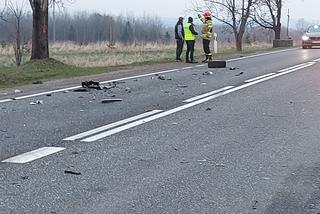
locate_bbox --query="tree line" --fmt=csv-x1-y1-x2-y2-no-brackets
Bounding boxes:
0,11,169,45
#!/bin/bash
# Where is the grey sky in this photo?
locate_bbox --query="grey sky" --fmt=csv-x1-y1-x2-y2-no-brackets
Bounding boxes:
66,0,319,21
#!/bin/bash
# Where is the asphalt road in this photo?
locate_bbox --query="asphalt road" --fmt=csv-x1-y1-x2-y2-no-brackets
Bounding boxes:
1,48,320,213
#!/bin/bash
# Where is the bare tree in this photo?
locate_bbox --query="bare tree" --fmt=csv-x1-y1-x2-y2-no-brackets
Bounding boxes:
7,0,27,66
0,0,8,20
251,0,282,39
192,0,254,51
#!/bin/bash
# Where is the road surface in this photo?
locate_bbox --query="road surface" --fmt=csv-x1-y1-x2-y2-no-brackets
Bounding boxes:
1,48,320,213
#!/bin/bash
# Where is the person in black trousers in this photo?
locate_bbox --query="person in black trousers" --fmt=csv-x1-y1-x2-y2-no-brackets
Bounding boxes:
184,17,198,63
175,17,184,62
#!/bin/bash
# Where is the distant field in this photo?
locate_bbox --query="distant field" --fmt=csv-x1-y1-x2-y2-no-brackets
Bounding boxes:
0,41,275,68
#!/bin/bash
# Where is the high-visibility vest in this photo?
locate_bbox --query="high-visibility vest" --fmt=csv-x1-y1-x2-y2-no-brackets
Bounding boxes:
184,23,196,41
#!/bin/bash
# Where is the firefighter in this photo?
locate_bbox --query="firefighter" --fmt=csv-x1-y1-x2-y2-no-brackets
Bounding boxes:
184,17,198,63
175,17,184,62
198,11,213,62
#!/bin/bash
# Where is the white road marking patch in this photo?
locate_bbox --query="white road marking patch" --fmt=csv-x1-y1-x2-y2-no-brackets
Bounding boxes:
0,48,299,104
63,110,162,141
183,86,234,103
245,73,275,83
2,147,65,164
81,60,315,142
276,62,314,73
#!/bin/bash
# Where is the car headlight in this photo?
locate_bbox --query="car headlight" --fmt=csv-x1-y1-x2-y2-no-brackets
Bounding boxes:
302,35,310,41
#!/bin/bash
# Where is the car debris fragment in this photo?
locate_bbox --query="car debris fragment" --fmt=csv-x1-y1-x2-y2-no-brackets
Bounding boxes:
235,72,244,76
73,88,89,92
64,170,82,175
203,71,213,75
81,80,102,90
158,75,166,80
30,100,43,105
177,85,188,88
101,99,123,103
32,80,43,84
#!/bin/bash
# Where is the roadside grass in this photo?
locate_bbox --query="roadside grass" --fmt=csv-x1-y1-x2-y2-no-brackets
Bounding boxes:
0,41,289,89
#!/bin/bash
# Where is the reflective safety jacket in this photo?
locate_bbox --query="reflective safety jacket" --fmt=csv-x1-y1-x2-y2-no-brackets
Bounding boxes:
199,16,213,40
184,23,197,41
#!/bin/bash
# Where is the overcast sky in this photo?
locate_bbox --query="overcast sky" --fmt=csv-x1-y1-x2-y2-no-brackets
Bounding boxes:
65,0,319,21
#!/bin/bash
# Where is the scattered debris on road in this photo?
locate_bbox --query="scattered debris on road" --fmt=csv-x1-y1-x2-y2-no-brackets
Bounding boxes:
21,176,29,180
30,100,43,105
73,88,89,92
32,80,43,84
64,170,82,175
252,200,258,210
180,160,190,164
14,89,22,94
235,72,244,76
82,80,102,90
215,163,226,167
46,94,52,97
229,67,238,70
101,99,123,103
208,60,227,68
177,85,188,88
203,71,213,75
201,83,207,85
262,177,271,180
206,107,212,111
158,75,166,80
103,83,117,90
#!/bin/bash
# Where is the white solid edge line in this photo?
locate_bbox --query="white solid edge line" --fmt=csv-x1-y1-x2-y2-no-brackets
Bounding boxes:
245,73,275,83
0,99,12,103
0,48,299,104
227,48,299,62
183,86,234,103
63,110,163,141
181,67,193,70
2,147,66,164
82,60,315,143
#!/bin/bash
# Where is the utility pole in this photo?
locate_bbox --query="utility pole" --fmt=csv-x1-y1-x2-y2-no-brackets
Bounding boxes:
52,0,56,42
286,9,290,38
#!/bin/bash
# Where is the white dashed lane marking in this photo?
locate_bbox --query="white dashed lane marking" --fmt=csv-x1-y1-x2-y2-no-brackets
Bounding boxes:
2,147,66,164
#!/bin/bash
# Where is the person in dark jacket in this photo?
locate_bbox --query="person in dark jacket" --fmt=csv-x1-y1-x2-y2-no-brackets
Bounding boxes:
175,17,184,62
184,17,198,63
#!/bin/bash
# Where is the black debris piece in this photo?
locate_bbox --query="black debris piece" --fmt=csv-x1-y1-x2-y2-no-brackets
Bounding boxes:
64,170,82,175
206,107,212,111
46,94,52,97
32,80,43,85
229,67,238,70
177,85,188,88
73,88,89,92
158,75,166,80
208,60,227,68
82,80,102,90
235,72,244,76
101,99,123,103
252,200,258,210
